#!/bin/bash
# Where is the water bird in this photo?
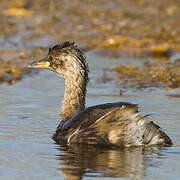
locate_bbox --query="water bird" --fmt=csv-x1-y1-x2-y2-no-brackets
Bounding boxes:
29,42,172,147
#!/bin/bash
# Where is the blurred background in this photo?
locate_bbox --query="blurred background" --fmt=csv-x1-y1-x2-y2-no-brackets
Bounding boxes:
0,1,180,180
0,0,179,89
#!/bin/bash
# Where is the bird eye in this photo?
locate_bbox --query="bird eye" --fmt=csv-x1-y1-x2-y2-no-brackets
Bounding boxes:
49,56,53,62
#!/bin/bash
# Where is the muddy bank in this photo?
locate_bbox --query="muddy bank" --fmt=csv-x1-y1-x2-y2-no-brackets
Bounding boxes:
0,0,180,85
100,59,180,91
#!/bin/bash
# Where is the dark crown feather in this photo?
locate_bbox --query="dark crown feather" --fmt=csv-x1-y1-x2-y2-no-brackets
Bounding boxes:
50,42,77,53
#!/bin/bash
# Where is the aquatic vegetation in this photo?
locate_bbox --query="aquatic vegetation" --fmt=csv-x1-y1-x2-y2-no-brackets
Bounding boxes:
3,0,33,18
102,60,180,89
0,0,180,84
1,0,180,54
5,8,33,18
0,48,45,84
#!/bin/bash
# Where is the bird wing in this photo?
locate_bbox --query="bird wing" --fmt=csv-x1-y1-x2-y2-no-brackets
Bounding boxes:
59,102,137,133
90,105,146,147
60,103,145,147
53,102,137,144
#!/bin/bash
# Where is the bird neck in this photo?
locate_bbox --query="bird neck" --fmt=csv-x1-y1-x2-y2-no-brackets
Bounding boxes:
60,69,88,123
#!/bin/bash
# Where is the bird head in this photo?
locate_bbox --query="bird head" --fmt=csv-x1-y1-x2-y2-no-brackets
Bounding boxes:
29,42,89,78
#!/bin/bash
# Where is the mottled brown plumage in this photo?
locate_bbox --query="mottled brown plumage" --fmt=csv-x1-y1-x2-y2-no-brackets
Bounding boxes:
29,41,172,147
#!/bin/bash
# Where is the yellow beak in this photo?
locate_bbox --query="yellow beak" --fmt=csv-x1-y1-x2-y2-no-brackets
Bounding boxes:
28,61,50,69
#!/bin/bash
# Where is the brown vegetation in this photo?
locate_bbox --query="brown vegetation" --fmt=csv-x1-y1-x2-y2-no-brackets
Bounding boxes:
0,0,180,87
101,59,180,90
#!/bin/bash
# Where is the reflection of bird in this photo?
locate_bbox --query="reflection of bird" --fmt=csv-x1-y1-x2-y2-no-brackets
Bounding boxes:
57,144,163,180
58,144,147,180
29,42,172,147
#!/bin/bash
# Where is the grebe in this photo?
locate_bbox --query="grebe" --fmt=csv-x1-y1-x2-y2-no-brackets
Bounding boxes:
29,42,172,147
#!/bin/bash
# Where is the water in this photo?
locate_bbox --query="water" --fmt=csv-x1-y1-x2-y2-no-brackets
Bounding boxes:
0,52,180,180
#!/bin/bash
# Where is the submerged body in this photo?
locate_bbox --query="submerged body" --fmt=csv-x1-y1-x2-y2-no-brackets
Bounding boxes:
53,102,172,147
29,42,172,147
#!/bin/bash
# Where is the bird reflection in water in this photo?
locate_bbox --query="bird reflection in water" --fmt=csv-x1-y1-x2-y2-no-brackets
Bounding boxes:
55,144,164,180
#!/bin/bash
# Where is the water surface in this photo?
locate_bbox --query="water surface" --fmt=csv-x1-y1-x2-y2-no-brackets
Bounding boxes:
0,52,180,180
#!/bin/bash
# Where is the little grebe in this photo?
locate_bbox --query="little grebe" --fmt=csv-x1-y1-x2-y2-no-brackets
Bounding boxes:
29,42,172,147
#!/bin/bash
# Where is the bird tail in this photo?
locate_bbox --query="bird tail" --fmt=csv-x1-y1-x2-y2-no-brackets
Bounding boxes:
142,120,172,146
